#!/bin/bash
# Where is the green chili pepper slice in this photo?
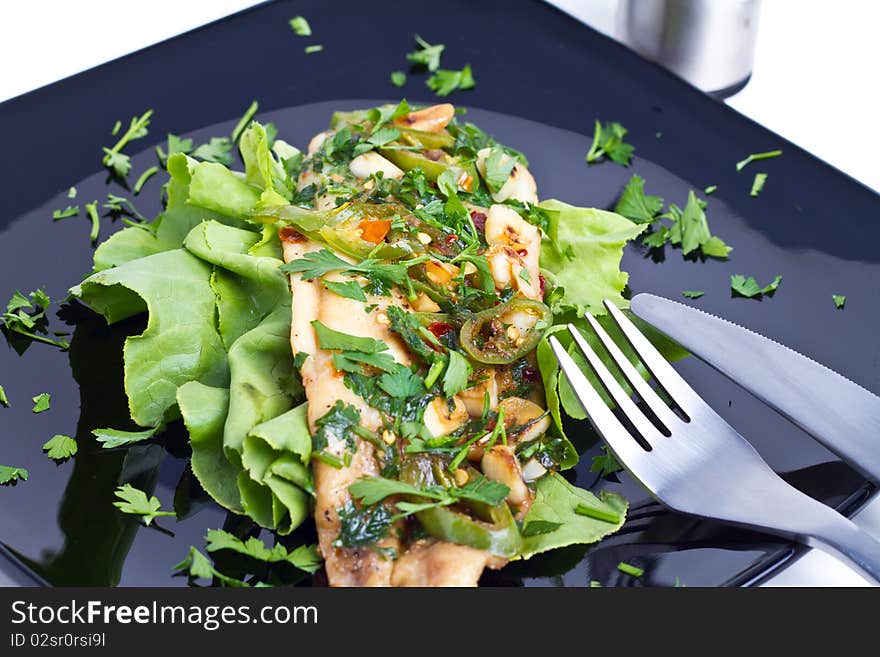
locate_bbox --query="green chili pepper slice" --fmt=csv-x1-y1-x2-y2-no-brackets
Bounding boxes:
401,456,522,557
459,298,551,364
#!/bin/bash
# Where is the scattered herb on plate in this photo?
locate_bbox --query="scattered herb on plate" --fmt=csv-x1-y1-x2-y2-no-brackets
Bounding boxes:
750,172,768,197
406,34,444,71
617,561,644,578
426,65,475,97
832,294,846,309
113,483,176,526
289,16,311,36
0,466,28,486
730,273,782,299
102,109,153,179
31,393,51,413
585,120,634,166
42,434,78,461
681,290,704,299
736,149,782,172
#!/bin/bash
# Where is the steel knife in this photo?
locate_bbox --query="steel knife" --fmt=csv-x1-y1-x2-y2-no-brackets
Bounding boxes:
630,293,880,483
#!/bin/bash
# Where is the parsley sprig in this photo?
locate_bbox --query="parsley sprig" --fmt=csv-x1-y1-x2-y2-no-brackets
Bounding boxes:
1,289,69,350
112,483,176,526
102,110,153,179
586,120,634,166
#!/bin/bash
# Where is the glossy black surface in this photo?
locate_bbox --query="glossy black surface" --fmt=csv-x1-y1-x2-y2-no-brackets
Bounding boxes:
1,0,878,587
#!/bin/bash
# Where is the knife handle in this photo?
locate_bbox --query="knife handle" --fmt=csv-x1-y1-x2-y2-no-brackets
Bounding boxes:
806,511,880,585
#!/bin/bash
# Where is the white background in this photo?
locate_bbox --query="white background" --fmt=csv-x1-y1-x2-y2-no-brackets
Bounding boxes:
1,0,878,586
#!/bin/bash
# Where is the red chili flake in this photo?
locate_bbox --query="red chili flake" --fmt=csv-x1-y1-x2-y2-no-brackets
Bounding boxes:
520,366,539,383
517,249,528,257
539,274,546,296
445,234,459,244
279,227,306,243
428,322,454,338
470,211,487,232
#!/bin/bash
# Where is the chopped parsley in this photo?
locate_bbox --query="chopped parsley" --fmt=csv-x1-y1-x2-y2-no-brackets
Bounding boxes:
426,65,475,97
667,191,731,258
104,194,146,221
231,100,259,144
704,185,717,195
288,16,311,36
312,400,362,452
385,305,435,362
85,201,100,242
832,294,846,309
52,205,79,221
349,474,509,509
585,120,634,166
205,528,321,573
750,172,768,197
102,109,153,179
590,446,622,478
443,350,471,397
0,384,7,407
133,166,159,195
156,133,194,163
522,520,562,537
31,393,51,413
735,149,782,172
93,427,157,449
304,44,323,54
334,500,394,548
614,174,663,223
321,279,368,302
681,290,704,299
390,71,407,87
281,248,418,292
406,34,444,71
332,350,399,374
191,137,233,165
378,367,424,399
173,547,248,587
483,146,516,193
112,483,175,526
0,466,28,485
617,561,644,578
43,434,78,461
730,274,782,299
1,289,69,350
311,320,388,353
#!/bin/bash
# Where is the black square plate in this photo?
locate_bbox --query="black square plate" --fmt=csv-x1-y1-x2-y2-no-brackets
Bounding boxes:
1,0,877,587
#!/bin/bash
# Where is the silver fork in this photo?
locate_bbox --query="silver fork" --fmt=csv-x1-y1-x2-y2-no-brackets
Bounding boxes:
549,300,880,585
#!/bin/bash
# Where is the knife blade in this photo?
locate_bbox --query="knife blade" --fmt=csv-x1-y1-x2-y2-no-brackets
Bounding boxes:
630,293,880,483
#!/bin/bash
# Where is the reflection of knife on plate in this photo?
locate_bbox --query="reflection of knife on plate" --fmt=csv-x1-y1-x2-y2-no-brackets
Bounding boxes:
630,293,880,484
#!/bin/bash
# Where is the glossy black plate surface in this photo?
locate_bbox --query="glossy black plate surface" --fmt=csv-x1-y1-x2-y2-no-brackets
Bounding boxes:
1,0,878,587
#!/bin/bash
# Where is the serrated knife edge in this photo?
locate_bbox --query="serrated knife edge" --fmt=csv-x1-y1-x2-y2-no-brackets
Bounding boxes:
630,293,880,483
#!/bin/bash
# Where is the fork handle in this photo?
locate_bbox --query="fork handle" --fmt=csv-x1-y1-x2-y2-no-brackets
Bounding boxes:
806,511,880,585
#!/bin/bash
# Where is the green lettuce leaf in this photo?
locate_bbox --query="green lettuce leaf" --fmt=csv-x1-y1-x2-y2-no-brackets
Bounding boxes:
183,220,288,347
517,473,628,559
71,249,229,427
539,200,646,314
177,382,243,513
169,153,261,220
238,122,289,206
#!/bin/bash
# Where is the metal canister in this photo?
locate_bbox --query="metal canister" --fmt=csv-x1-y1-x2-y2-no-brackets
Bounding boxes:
619,0,761,97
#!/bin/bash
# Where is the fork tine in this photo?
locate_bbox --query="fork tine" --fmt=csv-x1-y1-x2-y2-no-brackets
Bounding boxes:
581,312,680,432
549,336,648,466
565,325,663,446
603,300,703,413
